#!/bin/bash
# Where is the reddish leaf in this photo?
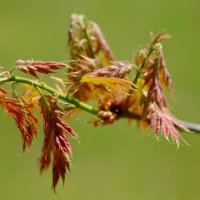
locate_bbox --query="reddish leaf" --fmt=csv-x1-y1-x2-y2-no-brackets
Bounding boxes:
141,53,167,109
88,61,132,79
147,78,167,108
68,56,99,102
0,93,38,151
39,95,76,190
15,60,67,78
159,53,173,92
149,104,189,146
87,22,114,60
68,14,114,61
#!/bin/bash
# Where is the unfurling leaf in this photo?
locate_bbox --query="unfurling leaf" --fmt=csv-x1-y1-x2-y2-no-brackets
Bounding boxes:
150,32,171,48
81,74,138,94
0,14,193,192
141,45,170,109
39,95,76,190
159,52,173,92
0,91,38,151
86,21,114,60
68,14,114,61
88,61,132,79
148,104,189,146
67,56,100,102
68,13,115,102
68,56,99,83
15,60,67,78
147,78,167,108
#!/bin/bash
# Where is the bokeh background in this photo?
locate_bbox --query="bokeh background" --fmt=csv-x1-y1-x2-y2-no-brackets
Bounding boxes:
0,0,200,199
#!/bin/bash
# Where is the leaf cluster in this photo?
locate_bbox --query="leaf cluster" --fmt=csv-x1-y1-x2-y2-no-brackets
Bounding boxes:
0,14,190,189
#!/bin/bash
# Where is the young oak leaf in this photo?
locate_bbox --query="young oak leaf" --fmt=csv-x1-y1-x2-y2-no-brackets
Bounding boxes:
68,14,89,58
86,21,114,60
68,14,114,61
39,95,77,190
159,52,173,92
15,60,67,78
0,92,38,151
147,78,167,108
150,32,171,48
141,54,167,109
88,61,132,79
68,55,101,102
81,74,139,95
68,56,99,83
149,104,189,146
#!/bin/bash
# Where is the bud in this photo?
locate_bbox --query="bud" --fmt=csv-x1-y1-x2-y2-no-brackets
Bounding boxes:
153,43,163,52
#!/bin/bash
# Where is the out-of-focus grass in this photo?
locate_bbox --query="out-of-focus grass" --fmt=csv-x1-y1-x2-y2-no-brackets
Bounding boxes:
0,0,200,199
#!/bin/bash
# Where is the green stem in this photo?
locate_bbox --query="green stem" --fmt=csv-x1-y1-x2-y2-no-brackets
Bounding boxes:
126,48,154,103
133,48,153,84
0,75,200,133
83,29,95,59
0,76,98,115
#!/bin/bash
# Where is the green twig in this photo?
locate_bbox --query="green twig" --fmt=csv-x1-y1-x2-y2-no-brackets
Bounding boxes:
0,76,98,115
0,75,200,133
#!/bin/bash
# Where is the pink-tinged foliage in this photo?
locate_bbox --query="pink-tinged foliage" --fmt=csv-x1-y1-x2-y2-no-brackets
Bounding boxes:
88,22,114,60
149,104,189,146
15,59,67,78
68,14,114,61
67,14,115,103
159,52,173,92
68,56,99,102
39,95,76,190
0,14,193,191
0,91,38,150
147,78,167,108
88,61,132,79
142,55,167,108
68,56,98,83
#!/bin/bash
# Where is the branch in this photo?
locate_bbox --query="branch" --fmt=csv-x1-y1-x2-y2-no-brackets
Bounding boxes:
1,14,198,190
180,120,200,133
123,112,200,134
0,76,98,115
1,75,200,134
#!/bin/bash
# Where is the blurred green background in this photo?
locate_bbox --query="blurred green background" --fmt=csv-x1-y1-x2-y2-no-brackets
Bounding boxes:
0,0,200,199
